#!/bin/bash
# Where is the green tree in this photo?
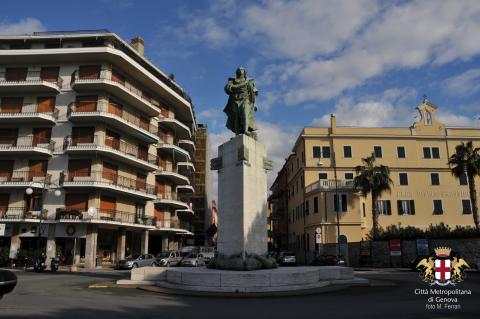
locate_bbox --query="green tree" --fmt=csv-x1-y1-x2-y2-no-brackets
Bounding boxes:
354,153,393,240
448,141,480,230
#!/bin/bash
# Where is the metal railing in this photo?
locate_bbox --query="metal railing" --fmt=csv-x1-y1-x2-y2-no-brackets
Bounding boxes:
63,134,157,165
0,136,55,152
305,179,355,193
60,170,156,195
0,70,63,88
70,69,160,108
156,192,178,200
0,170,51,184
0,207,47,220
0,105,59,119
58,208,155,226
67,102,157,135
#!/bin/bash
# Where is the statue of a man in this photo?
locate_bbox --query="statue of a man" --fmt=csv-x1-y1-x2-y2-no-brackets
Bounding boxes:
223,67,258,137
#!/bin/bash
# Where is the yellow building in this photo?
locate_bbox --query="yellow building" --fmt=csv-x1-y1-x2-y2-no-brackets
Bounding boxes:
280,99,479,263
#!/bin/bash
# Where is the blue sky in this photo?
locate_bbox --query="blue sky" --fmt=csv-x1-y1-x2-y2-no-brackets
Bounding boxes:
2,0,480,192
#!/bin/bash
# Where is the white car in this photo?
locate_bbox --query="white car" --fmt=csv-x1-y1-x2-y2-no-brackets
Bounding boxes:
180,253,205,267
156,251,182,267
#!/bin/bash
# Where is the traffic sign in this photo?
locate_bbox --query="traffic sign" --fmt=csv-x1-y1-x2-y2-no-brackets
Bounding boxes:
315,227,321,234
315,233,321,244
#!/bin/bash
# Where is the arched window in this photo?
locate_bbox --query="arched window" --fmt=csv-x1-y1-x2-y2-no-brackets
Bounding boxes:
425,111,432,125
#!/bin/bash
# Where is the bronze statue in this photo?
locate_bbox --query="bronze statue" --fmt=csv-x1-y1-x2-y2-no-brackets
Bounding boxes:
223,67,258,138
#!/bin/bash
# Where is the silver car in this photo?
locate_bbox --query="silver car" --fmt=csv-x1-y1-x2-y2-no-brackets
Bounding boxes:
156,251,182,267
180,253,205,267
117,254,157,269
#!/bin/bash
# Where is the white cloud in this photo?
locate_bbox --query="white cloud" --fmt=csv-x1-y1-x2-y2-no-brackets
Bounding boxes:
311,88,417,127
0,18,45,35
171,1,480,105
443,69,480,96
436,111,478,127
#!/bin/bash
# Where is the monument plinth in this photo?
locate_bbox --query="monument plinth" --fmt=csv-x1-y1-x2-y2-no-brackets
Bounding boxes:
212,134,271,258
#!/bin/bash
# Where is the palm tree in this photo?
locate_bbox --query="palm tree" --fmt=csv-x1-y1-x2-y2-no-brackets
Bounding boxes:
448,141,480,230
354,153,393,240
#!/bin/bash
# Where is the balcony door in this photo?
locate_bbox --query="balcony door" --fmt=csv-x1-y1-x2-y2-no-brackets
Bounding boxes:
136,173,146,191
24,193,42,212
100,196,116,217
40,67,60,83
0,128,18,146
37,96,55,113
105,130,120,150
65,193,89,212
28,160,47,181
0,194,9,215
139,117,149,131
68,159,91,181
5,68,27,81
108,100,123,117
111,69,125,85
155,179,165,196
102,162,118,183
76,96,97,112
71,127,94,145
138,144,148,161
0,97,23,113
78,65,101,80
0,161,14,181
33,128,51,146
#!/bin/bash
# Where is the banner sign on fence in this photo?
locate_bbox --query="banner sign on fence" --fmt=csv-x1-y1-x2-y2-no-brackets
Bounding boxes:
416,238,429,256
389,239,402,257
360,240,371,256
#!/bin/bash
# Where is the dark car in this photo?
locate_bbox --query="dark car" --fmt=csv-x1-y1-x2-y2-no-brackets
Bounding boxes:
311,254,346,266
0,269,17,299
278,251,297,266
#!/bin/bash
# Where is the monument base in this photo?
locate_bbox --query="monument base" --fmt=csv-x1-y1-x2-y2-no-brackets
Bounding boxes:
214,134,270,258
118,266,368,296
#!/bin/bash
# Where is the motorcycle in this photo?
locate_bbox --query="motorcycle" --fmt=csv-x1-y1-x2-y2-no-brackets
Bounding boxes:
50,257,60,273
33,254,47,272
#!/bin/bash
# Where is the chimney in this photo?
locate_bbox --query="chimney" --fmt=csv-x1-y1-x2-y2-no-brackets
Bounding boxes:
330,113,337,134
130,36,144,56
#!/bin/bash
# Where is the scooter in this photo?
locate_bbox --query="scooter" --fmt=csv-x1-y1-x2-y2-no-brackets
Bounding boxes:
33,254,47,272
50,257,60,273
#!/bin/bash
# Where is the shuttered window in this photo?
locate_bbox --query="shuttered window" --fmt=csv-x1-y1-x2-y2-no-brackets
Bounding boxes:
105,130,120,149
136,173,146,190
111,69,125,85
0,194,9,214
5,68,27,81
0,129,18,146
71,127,94,145
33,128,51,146
0,97,23,113
78,65,101,80
40,67,60,82
102,162,118,182
108,100,123,116
75,96,97,112
68,160,91,180
28,160,48,179
37,96,55,113
65,193,89,212
0,161,14,180
100,196,116,215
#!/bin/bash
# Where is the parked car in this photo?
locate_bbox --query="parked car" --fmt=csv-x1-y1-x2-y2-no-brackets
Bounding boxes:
278,251,297,266
198,247,215,264
180,253,205,267
0,269,17,299
156,251,182,267
116,254,157,269
311,254,346,266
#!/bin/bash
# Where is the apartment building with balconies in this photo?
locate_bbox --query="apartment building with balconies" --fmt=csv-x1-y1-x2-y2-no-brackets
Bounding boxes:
274,99,480,265
0,30,196,268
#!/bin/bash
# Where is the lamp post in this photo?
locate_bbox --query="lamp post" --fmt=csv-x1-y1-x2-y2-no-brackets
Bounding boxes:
25,178,62,260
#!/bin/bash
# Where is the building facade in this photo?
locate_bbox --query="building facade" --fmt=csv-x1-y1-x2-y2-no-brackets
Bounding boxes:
268,165,289,252
190,123,209,246
275,99,480,264
0,30,196,268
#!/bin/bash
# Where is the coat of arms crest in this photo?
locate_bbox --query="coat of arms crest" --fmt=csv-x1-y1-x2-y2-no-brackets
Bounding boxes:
416,247,470,286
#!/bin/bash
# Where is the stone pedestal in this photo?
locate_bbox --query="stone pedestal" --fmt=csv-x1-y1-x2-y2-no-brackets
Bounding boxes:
213,134,269,257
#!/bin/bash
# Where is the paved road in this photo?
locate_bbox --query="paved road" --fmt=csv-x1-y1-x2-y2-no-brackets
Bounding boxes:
0,268,478,319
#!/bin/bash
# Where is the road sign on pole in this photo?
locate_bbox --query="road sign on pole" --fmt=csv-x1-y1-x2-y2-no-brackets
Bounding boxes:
315,227,321,234
315,233,321,244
